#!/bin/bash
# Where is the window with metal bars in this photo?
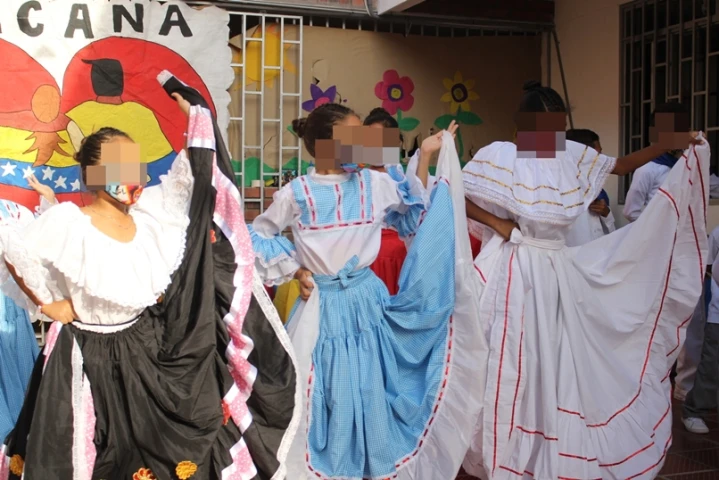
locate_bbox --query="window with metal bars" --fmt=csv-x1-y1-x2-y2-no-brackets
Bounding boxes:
620,0,719,202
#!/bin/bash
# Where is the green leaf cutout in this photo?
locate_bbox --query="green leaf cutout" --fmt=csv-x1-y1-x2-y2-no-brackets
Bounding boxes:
457,110,483,126
398,117,420,132
434,114,455,130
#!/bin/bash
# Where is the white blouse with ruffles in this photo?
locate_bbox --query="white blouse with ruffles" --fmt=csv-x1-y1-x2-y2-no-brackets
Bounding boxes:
0,106,216,326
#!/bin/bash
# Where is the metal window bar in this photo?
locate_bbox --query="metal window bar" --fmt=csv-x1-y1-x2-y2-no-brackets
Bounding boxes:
620,0,719,202
226,12,303,218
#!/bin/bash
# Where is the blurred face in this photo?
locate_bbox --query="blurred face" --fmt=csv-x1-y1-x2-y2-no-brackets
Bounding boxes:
315,116,400,171
368,122,402,147
366,121,402,170
650,112,690,151
86,136,147,205
515,112,568,158
593,140,602,153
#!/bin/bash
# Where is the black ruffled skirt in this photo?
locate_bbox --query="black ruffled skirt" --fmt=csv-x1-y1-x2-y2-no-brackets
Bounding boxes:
0,77,298,480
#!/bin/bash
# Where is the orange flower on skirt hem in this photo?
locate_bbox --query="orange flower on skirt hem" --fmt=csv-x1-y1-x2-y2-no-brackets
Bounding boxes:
9,455,24,476
132,467,157,480
176,461,198,479
222,400,232,425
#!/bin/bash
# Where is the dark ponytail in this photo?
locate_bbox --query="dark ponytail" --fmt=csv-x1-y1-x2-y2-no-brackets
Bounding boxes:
518,80,567,113
75,127,132,184
293,103,356,157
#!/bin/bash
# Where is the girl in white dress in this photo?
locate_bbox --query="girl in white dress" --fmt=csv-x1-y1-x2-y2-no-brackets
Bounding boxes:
462,81,707,479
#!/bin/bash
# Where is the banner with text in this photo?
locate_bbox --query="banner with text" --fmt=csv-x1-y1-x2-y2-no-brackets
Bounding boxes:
0,0,232,209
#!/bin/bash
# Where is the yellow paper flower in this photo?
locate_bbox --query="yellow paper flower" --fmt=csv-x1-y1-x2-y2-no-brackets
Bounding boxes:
441,71,479,114
176,461,198,480
9,455,24,476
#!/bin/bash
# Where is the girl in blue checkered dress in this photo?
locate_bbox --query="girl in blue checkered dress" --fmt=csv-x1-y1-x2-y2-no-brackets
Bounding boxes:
249,103,485,479
0,199,44,441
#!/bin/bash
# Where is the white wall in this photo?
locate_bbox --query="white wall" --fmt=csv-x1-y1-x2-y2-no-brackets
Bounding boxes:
544,0,719,230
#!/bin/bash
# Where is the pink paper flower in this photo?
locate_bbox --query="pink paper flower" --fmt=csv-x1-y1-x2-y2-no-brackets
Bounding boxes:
374,70,415,115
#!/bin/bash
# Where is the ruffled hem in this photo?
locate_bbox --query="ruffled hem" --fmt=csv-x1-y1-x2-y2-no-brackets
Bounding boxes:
474,363,674,480
247,225,301,286
384,170,428,239
248,224,298,266
0,222,59,312
387,158,433,207
211,157,301,479
463,140,617,226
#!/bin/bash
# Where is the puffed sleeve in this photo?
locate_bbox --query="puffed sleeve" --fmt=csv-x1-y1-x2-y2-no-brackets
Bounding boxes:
404,150,437,202
34,196,57,217
370,169,427,239
566,140,617,211
0,204,68,313
248,184,302,285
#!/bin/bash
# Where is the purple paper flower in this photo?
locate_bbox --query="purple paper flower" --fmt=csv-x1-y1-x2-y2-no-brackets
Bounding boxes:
303,84,337,112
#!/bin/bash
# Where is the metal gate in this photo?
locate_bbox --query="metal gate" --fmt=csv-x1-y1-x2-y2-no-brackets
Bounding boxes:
228,12,304,220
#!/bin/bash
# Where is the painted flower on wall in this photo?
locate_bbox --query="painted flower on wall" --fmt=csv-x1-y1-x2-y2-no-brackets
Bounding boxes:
303,84,337,112
374,69,415,115
435,71,483,160
442,71,479,114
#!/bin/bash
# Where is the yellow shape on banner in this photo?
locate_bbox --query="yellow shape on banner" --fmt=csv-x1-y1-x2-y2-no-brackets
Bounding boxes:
441,71,480,114
66,101,174,161
234,24,297,88
0,127,76,167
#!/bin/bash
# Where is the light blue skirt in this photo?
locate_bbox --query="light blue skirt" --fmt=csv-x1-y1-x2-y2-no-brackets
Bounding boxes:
304,182,457,478
0,294,39,440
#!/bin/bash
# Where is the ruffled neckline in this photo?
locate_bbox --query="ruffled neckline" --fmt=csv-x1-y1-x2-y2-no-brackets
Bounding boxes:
462,140,616,225
72,204,140,245
24,199,189,310
308,169,353,185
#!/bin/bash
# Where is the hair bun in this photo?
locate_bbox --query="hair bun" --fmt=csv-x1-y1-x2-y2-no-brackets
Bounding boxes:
523,80,543,92
292,118,307,138
368,107,390,116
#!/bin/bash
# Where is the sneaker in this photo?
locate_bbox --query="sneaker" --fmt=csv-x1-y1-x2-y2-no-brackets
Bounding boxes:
683,417,710,434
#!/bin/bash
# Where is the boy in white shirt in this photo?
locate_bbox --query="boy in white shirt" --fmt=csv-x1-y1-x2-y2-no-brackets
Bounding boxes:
623,102,688,222
564,129,616,246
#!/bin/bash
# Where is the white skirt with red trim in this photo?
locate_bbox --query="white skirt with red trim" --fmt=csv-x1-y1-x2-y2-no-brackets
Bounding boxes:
463,140,710,480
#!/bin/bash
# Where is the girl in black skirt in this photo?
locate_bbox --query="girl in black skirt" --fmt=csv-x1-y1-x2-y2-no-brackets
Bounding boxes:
0,72,299,480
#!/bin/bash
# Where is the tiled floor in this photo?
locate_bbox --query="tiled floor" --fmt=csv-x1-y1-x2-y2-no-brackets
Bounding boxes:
456,402,719,479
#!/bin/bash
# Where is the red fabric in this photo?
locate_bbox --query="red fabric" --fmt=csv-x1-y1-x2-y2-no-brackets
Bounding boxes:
265,285,275,300
370,229,408,296
370,230,482,296
470,234,482,258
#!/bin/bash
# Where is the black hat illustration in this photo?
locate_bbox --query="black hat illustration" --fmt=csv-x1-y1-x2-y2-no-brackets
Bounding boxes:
82,58,124,97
